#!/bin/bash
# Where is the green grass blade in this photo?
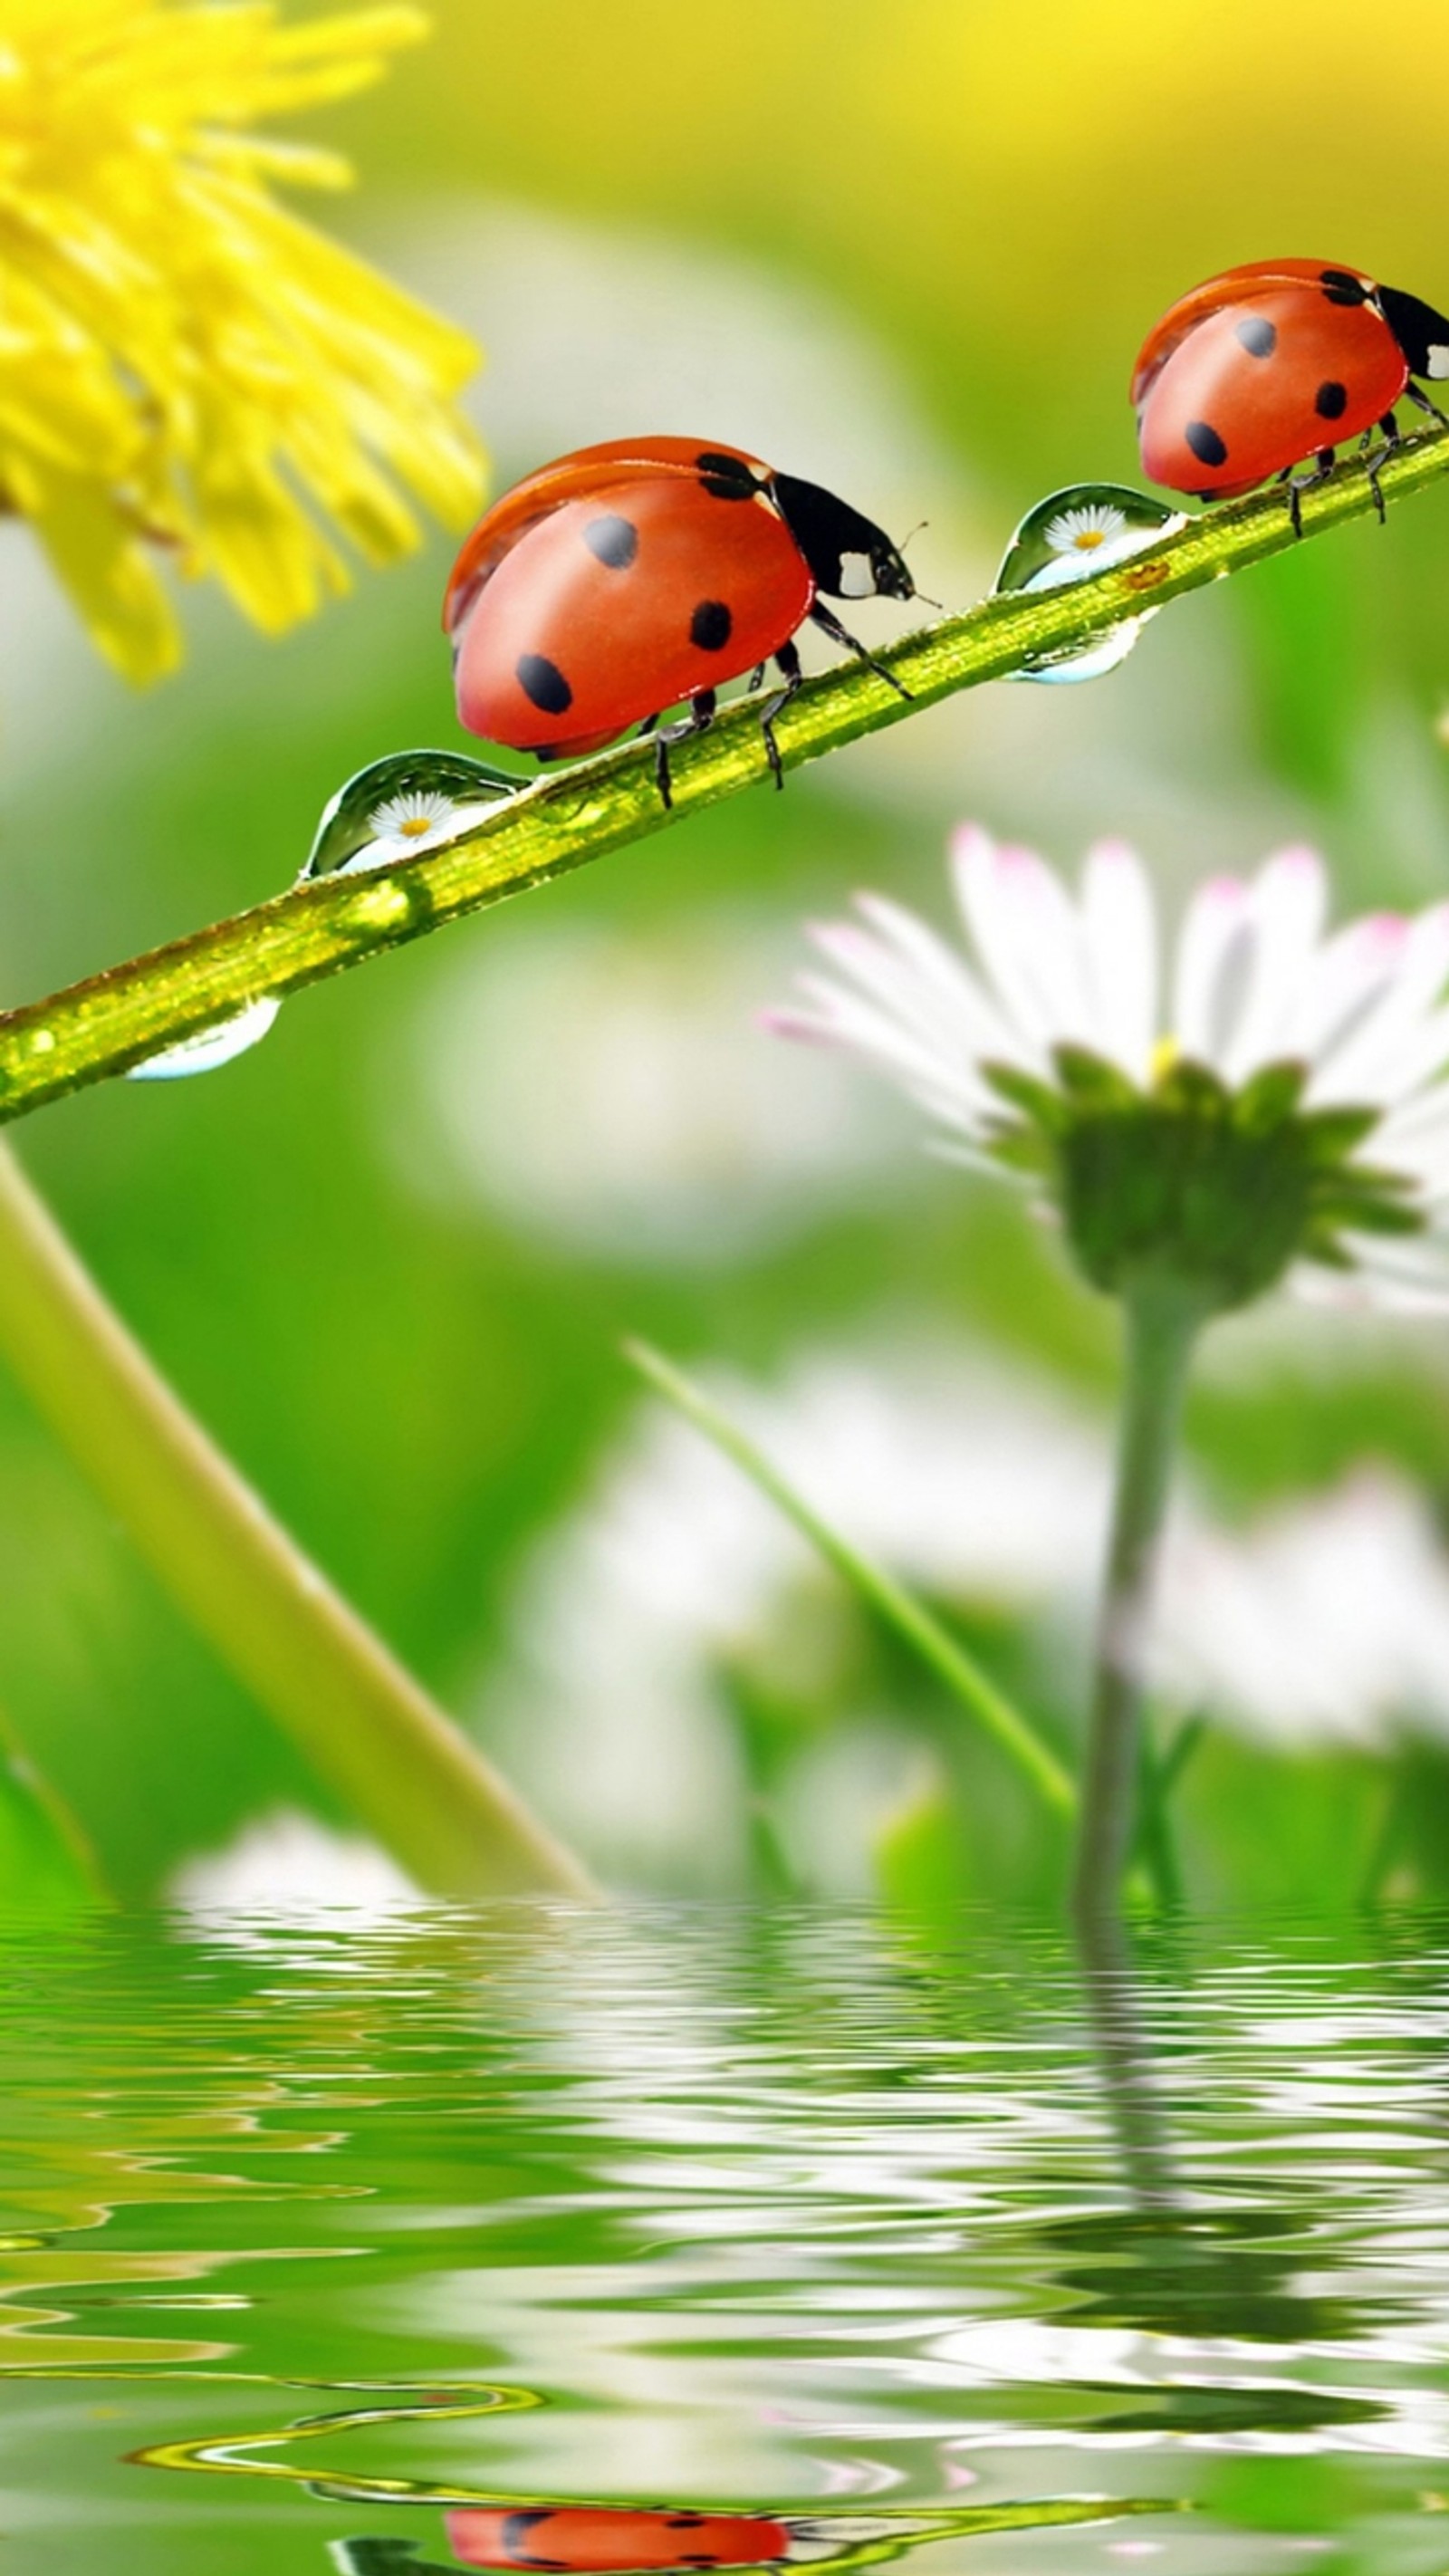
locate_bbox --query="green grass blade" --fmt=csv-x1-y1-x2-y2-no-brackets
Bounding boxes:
624,1339,1076,1819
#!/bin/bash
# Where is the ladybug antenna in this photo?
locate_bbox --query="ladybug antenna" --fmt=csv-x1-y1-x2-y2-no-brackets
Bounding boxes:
896,521,942,609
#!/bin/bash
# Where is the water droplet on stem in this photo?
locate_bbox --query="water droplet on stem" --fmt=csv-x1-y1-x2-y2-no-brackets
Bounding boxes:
993,484,1185,683
128,995,283,1083
303,749,522,881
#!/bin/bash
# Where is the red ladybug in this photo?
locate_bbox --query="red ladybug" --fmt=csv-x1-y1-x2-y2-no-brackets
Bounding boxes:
443,437,916,806
444,2508,795,2571
1132,259,1449,530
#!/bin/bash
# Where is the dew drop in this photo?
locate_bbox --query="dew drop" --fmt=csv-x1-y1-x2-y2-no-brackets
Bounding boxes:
303,749,522,881
993,483,1185,684
128,995,283,1083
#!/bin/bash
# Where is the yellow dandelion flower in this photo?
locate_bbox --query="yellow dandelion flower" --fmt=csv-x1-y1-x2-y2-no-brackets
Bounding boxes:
0,0,485,679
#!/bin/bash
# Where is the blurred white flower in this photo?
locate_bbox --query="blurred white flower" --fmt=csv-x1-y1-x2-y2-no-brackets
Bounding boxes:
168,1808,417,1918
773,830,1449,1312
480,1341,1111,1889
1156,1471,1449,1747
480,1328,1449,1889
397,915,911,1265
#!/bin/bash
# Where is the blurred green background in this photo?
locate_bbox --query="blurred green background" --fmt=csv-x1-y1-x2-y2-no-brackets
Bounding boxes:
7,0,1449,1912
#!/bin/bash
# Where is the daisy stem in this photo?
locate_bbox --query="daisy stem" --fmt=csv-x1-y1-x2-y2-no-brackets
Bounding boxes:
1074,1283,1206,1921
0,1139,596,1901
3,424,1449,1121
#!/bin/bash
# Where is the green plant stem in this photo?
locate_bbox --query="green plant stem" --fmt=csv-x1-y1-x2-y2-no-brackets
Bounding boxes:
1133,1721,1184,1912
0,1140,595,1900
1074,1904,1182,2211
2,428,1448,1123
1073,1285,1204,1922
625,1338,1076,1820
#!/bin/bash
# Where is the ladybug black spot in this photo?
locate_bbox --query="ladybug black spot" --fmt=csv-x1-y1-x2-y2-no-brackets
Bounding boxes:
1235,315,1277,359
667,2518,709,2530
1315,379,1348,419
516,652,572,716
583,513,639,569
501,2513,571,2569
1320,268,1370,306
690,599,733,651
1185,418,1229,467
696,449,759,500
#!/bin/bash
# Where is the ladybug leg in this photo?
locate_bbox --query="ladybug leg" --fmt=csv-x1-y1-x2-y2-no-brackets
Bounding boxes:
746,662,769,694
651,688,717,811
1280,447,1336,541
1362,411,1404,524
332,2544,455,2576
758,640,804,791
1407,381,1449,428
808,601,914,701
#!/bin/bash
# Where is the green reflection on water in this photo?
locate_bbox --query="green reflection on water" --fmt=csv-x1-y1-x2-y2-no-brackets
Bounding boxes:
0,1906,1444,2575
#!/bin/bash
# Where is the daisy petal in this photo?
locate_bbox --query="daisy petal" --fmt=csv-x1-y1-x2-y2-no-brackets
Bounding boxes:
1171,875,1251,1070
1080,839,1158,1082
950,825,1089,1049
1310,903,1449,1105
1217,844,1328,1081
1287,912,1408,1062
803,921,1014,1088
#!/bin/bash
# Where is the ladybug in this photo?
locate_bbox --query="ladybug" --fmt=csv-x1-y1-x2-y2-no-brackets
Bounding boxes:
443,2508,799,2571
1131,259,1449,532
443,438,916,807
338,2512,926,2576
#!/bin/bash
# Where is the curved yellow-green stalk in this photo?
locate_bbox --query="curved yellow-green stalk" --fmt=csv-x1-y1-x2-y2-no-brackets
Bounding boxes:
1,425,1445,1125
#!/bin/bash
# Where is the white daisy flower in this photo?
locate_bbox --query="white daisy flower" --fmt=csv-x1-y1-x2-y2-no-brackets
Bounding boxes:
771,827,1449,1316
1041,500,1130,556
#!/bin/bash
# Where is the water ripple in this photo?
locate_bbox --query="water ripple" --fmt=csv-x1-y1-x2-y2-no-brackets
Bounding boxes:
0,1908,1446,2570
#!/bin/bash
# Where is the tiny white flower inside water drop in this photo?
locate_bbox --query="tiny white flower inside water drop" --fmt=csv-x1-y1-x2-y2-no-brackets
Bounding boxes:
329,786,504,879
368,789,460,850
993,483,1185,684
1041,502,1130,555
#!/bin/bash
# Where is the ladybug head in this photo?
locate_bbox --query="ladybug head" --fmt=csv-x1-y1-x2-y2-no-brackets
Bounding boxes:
1376,282,1449,380
770,473,916,602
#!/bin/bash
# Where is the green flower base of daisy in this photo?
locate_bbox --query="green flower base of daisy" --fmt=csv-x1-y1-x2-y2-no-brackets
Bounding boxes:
987,1047,1415,1312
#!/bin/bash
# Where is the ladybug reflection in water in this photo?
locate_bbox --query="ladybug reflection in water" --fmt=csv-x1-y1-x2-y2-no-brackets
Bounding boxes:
444,438,917,806
335,2505,923,2576
1132,258,1449,532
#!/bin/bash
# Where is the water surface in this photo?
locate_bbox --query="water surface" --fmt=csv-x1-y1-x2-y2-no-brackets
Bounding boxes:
0,1906,1444,2573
